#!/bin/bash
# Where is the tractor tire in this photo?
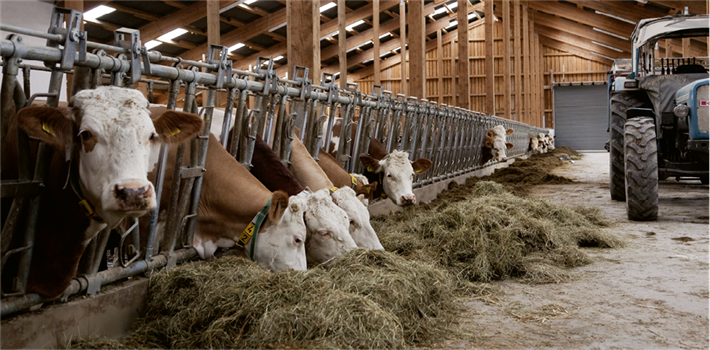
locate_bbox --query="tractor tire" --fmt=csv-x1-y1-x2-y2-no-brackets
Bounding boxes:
609,92,647,201
624,117,659,221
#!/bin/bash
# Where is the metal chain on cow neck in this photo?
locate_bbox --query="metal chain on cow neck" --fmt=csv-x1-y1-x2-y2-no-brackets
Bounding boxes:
235,197,272,261
66,156,104,223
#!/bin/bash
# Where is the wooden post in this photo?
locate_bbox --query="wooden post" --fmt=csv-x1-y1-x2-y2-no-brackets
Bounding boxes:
400,0,407,96
522,6,530,125
437,30,444,104
207,0,220,105
287,0,320,83
451,39,457,106
457,0,470,109
502,0,511,119
373,0,381,86
338,0,347,89
408,0,425,98
530,21,537,127
534,33,540,127
665,38,672,57
682,37,691,58
513,0,521,121
484,0,495,115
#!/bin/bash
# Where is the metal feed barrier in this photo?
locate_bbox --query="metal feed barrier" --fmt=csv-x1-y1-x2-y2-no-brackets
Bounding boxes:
0,8,548,317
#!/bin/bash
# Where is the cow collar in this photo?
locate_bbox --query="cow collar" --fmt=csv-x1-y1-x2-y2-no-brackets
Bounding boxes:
66,158,104,223
235,197,272,261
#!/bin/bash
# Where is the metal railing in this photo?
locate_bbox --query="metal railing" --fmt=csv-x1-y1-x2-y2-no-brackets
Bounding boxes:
0,8,548,317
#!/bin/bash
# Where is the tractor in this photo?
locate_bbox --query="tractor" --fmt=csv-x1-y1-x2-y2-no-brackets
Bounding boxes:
608,14,708,221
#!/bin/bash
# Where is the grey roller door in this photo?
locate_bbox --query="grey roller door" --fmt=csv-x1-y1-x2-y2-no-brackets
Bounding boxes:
554,85,608,151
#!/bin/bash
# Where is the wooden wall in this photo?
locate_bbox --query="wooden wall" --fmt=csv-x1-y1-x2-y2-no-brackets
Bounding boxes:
356,19,612,129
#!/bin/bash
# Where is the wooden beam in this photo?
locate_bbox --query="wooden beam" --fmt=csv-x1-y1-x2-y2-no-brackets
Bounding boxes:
525,1,635,38
534,32,540,127
513,0,521,122
538,36,613,65
530,20,537,126
409,0,426,98
437,29,444,103
502,0,511,119
522,6,530,125
235,42,287,71
338,0,347,88
665,38,673,57
527,10,631,53
374,0,381,86
484,0,494,114
163,1,187,9
288,0,320,80
535,24,627,59
132,1,238,44
650,0,707,15
400,0,407,96
207,0,220,47
682,37,691,57
565,0,664,23
458,0,471,109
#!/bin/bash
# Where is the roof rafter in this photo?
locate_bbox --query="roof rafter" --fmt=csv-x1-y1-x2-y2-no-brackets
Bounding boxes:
525,0,635,38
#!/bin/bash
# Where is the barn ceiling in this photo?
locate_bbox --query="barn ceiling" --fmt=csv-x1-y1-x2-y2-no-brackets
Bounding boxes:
56,0,708,76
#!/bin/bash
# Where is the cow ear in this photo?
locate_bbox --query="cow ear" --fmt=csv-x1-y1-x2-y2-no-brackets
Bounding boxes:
16,106,74,148
506,128,514,135
360,155,382,173
268,191,289,224
362,182,377,198
411,158,433,173
153,110,203,144
356,194,366,205
484,136,494,148
486,129,494,137
506,142,514,149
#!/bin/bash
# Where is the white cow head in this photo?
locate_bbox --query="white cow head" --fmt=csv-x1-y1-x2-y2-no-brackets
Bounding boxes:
247,192,308,271
529,136,540,153
360,150,432,206
331,187,383,250
17,86,203,228
537,133,548,153
302,189,357,267
485,125,514,162
546,135,555,150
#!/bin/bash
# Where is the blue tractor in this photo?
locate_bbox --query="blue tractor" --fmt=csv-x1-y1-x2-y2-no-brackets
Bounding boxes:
609,14,708,221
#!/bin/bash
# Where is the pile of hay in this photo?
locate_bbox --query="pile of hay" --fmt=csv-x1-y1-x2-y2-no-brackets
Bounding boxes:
70,250,470,349
373,181,622,284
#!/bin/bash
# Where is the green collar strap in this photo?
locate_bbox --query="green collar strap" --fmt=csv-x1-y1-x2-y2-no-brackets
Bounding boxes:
236,197,272,261
348,173,358,189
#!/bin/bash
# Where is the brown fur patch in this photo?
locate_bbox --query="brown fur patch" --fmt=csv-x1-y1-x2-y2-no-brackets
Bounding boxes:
251,134,304,196
153,110,204,144
412,158,433,173
268,191,289,225
16,106,74,149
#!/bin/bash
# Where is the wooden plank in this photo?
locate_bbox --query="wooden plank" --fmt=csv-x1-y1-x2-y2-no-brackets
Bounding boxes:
400,0,407,96
287,0,320,80
538,36,613,65
207,0,220,46
457,0,470,109
535,24,627,59
522,6,530,125
525,1,635,38
534,32,540,127
134,1,237,43
650,0,706,15
502,0,511,119
682,37,691,57
484,0,495,114
338,0,347,88
666,38,673,57
529,11,631,53
566,0,668,24
514,0,521,121
452,39,457,106
408,0,425,97
531,22,537,127
374,0,381,86
437,29,444,103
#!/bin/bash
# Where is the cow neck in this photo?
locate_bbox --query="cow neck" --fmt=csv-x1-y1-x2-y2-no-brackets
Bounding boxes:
289,136,334,191
369,154,389,199
235,197,271,261
66,154,104,223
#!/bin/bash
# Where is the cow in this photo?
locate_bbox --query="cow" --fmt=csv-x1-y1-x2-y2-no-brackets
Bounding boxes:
288,135,383,251
248,134,368,264
1,86,203,298
537,133,548,154
359,138,433,206
545,134,555,151
529,135,540,154
155,132,309,271
316,148,378,203
481,125,514,164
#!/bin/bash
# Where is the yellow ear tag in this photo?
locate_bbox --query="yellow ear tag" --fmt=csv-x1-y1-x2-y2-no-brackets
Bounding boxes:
170,127,181,136
364,187,371,194
42,123,56,137
367,166,374,172
414,168,423,173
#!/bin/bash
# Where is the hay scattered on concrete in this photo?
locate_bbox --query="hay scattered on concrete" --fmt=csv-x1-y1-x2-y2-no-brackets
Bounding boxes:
70,250,470,349
373,182,623,284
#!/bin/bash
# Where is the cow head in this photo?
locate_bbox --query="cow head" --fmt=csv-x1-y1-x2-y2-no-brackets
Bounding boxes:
484,125,514,162
546,135,555,150
529,136,540,153
17,86,202,228
248,191,308,271
331,187,383,250
303,189,357,267
360,150,432,206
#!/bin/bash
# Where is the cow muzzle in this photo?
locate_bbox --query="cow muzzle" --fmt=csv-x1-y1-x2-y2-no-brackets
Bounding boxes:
113,183,154,212
401,194,416,206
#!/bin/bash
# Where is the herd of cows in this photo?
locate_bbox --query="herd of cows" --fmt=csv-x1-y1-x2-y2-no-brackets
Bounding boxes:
2,86,541,302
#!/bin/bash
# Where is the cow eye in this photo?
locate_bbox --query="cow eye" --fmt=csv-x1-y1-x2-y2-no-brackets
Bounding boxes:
294,236,303,245
349,220,354,226
387,174,392,178
318,231,331,238
149,132,159,141
79,130,92,141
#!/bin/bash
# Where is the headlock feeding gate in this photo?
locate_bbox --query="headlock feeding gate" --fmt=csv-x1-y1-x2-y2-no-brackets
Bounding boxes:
0,8,548,317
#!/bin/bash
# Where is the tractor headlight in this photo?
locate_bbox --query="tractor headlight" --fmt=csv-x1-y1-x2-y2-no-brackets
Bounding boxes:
674,104,689,118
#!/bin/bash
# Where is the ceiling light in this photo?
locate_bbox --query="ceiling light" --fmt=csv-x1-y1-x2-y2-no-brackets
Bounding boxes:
228,43,245,52
346,20,365,31
592,41,623,52
320,2,336,12
592,27,629,40
158,28,187,42
274,55,284,61
244,0,258,4
83,5,115,21
594,11,636,24
590,51,615,60
145,40,161,49
448,1,458,9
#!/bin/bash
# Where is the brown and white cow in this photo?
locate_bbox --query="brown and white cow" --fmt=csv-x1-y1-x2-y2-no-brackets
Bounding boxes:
529,135,540,154
359,138,433,206
248,134,371,264
289,135,382,252
155,133,309,271
316,148,378,203
1,86,203,298
481,125,514,164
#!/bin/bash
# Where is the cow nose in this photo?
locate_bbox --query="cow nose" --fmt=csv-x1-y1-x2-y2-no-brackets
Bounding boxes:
114,184,153,211
501,157,508,162
401,195,415,206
